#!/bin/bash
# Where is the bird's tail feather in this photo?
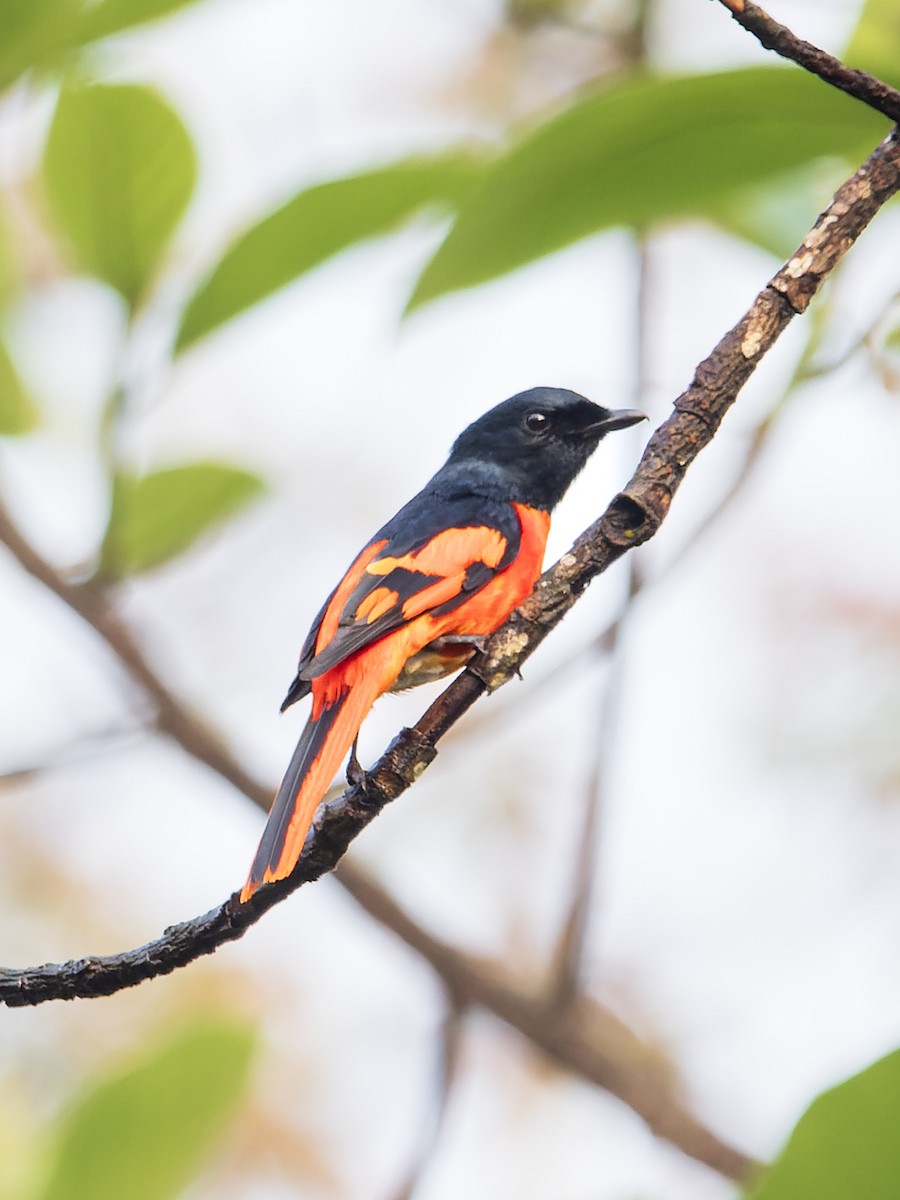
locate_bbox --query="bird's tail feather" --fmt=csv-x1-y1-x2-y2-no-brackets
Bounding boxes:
240,678,379,901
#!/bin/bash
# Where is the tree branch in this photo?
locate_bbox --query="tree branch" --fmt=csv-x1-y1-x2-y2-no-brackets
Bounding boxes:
716,0,900,124
549,235,654,1006
2,126,897,1010
0,515,761,1180
337,862,759,1184
0,506,269,806
548,558,640,1007
387,991,464,1200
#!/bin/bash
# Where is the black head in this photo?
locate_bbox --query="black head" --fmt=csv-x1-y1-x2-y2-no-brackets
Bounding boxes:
443,386,646,511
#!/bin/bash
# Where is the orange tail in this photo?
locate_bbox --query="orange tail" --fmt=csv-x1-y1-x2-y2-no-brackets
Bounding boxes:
240,676,380,902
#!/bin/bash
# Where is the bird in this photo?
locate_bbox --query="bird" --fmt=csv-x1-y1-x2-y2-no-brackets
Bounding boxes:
239,387,645,902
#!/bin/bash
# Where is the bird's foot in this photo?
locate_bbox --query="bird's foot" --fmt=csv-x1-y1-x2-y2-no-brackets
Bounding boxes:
346,737,368,789
434,634,489,653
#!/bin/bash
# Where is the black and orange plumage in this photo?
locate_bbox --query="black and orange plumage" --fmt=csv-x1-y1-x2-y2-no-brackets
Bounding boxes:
240,387,645,902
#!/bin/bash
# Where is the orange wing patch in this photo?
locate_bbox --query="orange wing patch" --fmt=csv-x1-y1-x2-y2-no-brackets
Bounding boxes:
306,517,537,686
356,587,400,624
366,526,508,578
368,526,510,624
400,575,462,619
315,539,388,654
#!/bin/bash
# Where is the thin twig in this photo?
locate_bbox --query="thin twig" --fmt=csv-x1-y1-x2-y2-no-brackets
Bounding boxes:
0,506,272,808
388,994,464,1200
716,0,900,124
0,558,755,1179
338,863,759,1184
1,32,894,1189
550,556,642,1007
0,727,145,786
2,125,897,1008
0,518,757,1178
550,233,655,1004
0,443,756,1182
487,276,898,724
802,287,900,382
442,262,899,751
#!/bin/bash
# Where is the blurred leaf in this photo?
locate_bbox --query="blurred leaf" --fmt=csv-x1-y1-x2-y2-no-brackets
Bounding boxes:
408,68,889,307
0,0,210,90
100,461,265,576
43,82,197,304
0,198,17,306
506,0,574,29
713,158,851,260
846,0,900,88
176,152,485,351
745,1048,900,1200
81,0,213,42
38,1022,256,1200
885,323,900,351
0,0,83,90
0,337,37,435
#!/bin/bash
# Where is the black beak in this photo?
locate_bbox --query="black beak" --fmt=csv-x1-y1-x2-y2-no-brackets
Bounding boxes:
583,408,648,436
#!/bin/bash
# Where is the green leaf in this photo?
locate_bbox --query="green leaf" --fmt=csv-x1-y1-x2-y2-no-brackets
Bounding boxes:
38,1022,255,1200
43,82,197,304
100,462,265,577
408,67,889,308
175,152,485,351
712,158,852,260
0,0,83,91
846,0,900,89
0,0,210,92
0,197,18,308
0,337,37,436
80,0,213,42
745,1048,900,1200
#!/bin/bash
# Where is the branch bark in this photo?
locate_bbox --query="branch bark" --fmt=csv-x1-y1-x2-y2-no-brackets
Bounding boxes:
2,125,898,1009
717,0,900,124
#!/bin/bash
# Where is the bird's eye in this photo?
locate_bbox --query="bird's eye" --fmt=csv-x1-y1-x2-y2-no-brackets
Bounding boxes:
524,411,549,434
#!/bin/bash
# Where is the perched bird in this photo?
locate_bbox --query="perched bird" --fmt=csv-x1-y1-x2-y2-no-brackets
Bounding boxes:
240,387,645,902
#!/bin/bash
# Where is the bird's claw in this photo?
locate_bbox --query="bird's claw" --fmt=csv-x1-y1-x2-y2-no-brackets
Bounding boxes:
346,738,368,789
434,634,489,653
